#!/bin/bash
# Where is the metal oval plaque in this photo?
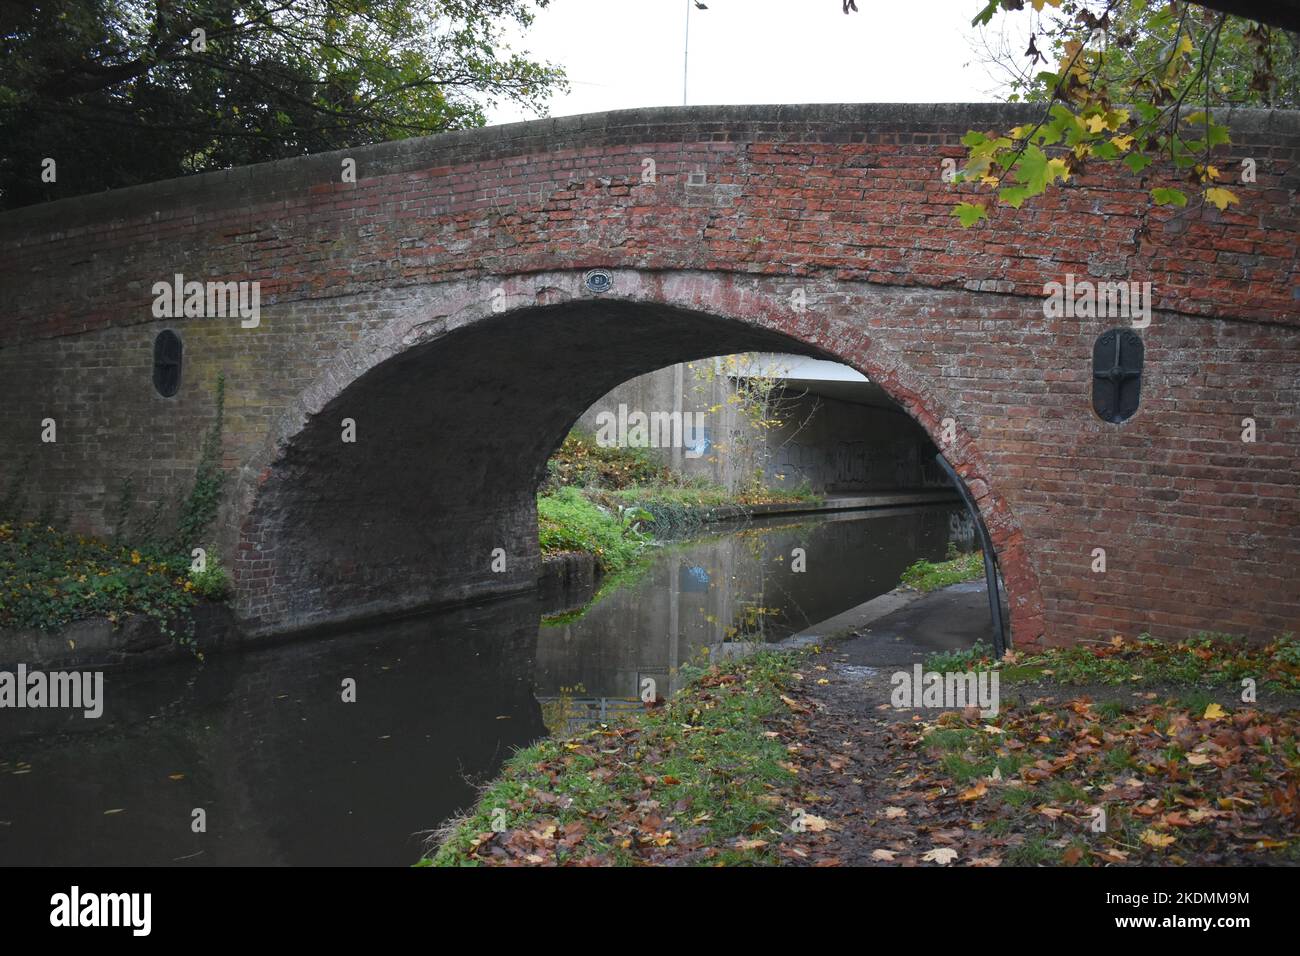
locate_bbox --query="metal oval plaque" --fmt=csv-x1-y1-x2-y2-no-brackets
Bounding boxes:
584,269,613,294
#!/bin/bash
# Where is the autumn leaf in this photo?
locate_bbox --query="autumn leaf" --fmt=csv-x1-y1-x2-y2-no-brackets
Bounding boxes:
780,694,810,714
1140,829,1176,849
871,849,897,861
922,847,958,865
1204,187,1239,211
958,781,988,802
952,202,987,228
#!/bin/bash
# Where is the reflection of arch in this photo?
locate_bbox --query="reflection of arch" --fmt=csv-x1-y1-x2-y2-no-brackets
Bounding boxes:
231,269,1044,646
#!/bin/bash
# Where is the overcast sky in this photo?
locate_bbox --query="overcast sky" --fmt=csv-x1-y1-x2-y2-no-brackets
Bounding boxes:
486,0,1016,126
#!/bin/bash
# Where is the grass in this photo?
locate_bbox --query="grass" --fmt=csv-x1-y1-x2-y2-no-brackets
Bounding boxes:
1014,633,1300,692
924,632,1300,694
425,650,803,866
899,548,985,593
537,487,649,575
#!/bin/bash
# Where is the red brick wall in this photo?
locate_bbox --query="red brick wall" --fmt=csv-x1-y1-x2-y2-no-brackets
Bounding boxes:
0,103,1296,643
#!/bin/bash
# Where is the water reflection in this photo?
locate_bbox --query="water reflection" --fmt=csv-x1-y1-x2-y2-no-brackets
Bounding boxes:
0,504,963,865
535,506,962,732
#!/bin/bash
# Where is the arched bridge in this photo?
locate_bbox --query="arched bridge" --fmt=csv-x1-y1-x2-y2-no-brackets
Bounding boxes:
1,103,1297,646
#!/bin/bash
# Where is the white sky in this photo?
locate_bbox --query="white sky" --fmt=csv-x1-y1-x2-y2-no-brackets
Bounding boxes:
487,0,1013,126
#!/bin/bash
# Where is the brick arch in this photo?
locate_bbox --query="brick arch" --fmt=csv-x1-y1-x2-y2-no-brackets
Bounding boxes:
232,269,1044,642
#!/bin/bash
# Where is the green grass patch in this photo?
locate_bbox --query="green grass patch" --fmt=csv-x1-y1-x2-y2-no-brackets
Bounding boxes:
425,650,803,866
925,640,997,674
1018,633,1300,692
899,548,985,593
537,487,649,575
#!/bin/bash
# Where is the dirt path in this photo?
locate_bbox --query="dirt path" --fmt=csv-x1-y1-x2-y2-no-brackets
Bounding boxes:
763,585,1300,867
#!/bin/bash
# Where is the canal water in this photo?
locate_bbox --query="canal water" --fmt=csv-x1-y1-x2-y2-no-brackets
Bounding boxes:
0,504,969,865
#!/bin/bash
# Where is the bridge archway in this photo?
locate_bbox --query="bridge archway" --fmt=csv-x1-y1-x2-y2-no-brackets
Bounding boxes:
232,268,1043,643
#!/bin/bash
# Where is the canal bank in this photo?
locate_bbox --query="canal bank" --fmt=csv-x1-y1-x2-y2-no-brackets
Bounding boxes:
433,577,1300,867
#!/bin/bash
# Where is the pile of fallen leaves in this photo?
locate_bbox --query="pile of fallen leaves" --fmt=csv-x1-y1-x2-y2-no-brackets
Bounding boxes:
787,695,1300,867
541,433,672,492
426,652,810,866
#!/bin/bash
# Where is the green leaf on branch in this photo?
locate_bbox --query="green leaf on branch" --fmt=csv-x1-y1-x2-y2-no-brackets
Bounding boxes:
1151,188,1188,207
999,185,1033,209
1123,152,1153,174
952,202,987,227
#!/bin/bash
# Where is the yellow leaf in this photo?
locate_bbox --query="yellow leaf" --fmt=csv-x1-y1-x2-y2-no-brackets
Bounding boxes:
1109,134,1134,152
1204,187,1239,210
959,781,988,801
1085,114,1107,134
1203,702,1227,719
1140,829,1176,849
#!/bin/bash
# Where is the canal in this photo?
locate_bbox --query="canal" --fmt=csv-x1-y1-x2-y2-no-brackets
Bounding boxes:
0,504,970,865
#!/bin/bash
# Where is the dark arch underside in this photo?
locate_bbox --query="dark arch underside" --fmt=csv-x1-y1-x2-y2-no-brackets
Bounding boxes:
237,301,856,634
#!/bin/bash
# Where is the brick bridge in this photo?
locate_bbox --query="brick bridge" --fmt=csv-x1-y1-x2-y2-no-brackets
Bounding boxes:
1,103,1297,646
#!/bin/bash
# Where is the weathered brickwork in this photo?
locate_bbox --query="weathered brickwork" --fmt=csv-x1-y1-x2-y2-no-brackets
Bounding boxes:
0,103,1296,645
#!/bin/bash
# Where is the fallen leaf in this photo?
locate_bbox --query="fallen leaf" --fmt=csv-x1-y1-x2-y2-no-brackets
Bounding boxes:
958,781,988,801
1140,829,1175,849
922,847,958,865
